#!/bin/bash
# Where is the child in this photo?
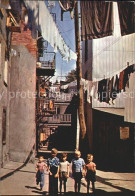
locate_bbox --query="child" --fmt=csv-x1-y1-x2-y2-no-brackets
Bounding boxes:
59,153,70,194
71,150,85,193
47,148,60,196
85,154,96,193
36,156,47,191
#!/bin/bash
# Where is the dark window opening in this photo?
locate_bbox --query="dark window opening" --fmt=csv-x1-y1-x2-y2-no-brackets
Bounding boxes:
2,108,6,145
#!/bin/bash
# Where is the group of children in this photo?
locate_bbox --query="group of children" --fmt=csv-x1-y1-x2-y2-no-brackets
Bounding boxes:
36,148,96,195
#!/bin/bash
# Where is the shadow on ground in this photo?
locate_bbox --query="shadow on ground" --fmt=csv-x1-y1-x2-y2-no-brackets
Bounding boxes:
25,188,135,196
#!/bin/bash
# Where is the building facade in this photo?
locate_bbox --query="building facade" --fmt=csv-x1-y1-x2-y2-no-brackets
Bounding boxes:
0,7,11,167
81,2,135,171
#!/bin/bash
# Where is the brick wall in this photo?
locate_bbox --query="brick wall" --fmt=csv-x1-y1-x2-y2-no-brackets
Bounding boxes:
11,23,37,59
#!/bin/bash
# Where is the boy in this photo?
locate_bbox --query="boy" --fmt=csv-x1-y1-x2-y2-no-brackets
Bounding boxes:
85,154,96,193
71,150,85,193
47,148,60,196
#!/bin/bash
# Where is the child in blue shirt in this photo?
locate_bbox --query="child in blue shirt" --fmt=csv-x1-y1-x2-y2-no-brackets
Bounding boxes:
71,150,85,193
47,148,60,196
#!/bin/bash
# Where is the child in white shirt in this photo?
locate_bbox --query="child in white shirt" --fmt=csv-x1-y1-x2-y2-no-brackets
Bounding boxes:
59,153,70,194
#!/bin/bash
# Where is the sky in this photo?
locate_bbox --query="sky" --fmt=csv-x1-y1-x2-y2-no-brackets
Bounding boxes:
45,1,76,82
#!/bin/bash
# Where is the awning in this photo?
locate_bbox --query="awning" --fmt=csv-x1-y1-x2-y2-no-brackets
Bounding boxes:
93,107,124,116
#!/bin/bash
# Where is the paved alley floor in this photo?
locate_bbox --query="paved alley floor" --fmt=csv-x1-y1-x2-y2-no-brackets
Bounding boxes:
0,161,135,196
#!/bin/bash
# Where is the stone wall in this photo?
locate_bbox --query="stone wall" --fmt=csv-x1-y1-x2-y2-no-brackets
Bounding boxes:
9,45,36,163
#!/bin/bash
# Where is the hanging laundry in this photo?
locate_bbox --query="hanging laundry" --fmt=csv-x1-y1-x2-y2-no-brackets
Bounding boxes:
24,0,77,61
98,79,108,102
48,0,55,8
113,74,119,93
123,65,134,91
92,82,98,100
109,77,116,104
105,78,110,103
80,1,113,40
87,81,92,104
49,100,54,110
59,0,76,21
117,2,135,36
81,78,92,103
119,71,125,91
24,0,38,39
124,72,135,123
40,133,46,142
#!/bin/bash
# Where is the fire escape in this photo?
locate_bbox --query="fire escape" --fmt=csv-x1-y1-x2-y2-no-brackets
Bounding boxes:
36,31,72,152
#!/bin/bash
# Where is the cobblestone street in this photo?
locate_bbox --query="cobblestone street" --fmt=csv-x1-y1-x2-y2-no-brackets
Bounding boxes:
0,161,135,196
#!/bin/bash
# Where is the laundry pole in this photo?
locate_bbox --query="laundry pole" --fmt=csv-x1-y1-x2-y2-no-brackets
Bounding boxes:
74,1,86,139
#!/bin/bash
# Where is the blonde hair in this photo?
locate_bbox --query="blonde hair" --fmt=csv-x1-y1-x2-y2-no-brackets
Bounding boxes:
75,150,81,156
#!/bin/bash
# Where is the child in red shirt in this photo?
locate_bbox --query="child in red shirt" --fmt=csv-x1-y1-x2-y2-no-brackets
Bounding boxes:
36,156,47,191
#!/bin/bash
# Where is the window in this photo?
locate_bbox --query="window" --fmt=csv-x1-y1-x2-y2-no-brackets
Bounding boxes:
2,108,6,145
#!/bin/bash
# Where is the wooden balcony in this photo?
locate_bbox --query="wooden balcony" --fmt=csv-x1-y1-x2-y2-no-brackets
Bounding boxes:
36,52,55,76
41,114,71,126
36,97,56,115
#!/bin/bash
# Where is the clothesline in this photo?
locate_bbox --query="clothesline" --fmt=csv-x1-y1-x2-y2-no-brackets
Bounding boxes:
24,0,77,62
81,63,135,105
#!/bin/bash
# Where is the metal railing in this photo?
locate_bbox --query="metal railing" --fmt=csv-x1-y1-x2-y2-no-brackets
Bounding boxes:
49,92,73,102
36,98,56,114
38,52,56,69
47,114,71,123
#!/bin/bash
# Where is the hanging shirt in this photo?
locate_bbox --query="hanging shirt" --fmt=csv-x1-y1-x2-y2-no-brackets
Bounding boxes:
119,71,124,91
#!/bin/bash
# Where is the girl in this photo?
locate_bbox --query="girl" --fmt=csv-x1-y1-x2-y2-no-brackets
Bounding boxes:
36,156,47,191
59,153,70,194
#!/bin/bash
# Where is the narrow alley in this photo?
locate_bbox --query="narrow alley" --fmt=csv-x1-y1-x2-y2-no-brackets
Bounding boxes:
0,0,135,195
